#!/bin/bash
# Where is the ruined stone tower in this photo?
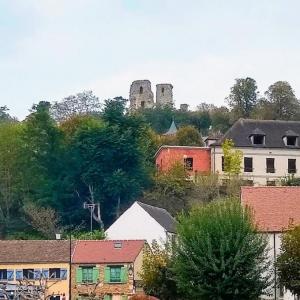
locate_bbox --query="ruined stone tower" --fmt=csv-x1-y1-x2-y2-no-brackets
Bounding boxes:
129,80,154,110
156,83,173,107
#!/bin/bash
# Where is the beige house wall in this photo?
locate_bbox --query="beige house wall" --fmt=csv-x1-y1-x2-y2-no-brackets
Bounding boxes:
212,146,300,185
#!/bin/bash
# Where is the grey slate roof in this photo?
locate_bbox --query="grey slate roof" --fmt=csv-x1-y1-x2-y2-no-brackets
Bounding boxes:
137,202,176,233
163,120,177,135
214,119,300,148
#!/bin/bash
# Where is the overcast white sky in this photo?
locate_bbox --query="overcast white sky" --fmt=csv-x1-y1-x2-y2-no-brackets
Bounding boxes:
1,0,300,119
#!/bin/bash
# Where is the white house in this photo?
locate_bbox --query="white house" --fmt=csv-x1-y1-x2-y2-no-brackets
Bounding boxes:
241,186,300,300
211,119,300,186
105,201,176,245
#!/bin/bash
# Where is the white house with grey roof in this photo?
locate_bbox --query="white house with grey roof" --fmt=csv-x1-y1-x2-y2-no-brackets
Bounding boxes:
105,201,176,245
211,119,300,186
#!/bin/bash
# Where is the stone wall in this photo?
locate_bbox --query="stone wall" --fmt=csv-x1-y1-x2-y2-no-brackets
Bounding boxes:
129,80,154,110
156,84,173,107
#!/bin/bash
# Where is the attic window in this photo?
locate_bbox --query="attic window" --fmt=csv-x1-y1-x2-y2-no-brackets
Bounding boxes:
114,241,122,249
251,135,265,145
139,86,143,94
162,87,165,94
286,136,297,146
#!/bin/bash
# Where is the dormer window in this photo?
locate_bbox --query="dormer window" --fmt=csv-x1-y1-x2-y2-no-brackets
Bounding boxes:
283,130,299,147
252,135,265,145
250,128,266,146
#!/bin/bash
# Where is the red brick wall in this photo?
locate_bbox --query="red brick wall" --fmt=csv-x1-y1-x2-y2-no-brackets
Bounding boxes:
155,147,211,174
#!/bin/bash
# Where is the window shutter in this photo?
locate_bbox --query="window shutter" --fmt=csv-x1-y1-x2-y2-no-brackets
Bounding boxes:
92,267,99,283
104,267,110,283
76,267,83,283
16,270,23,280
60,269,67,280
121,267,128,283
121,296,128,300
42,269,49,279
7,270,14,281
103,295,111,300
34,269,41,280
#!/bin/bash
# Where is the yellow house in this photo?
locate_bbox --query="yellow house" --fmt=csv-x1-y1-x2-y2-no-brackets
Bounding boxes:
0,240,73,300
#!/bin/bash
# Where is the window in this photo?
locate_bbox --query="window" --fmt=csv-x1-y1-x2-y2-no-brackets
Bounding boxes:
221,156,224,171
114,241,122,249
266,158,275,173
0,269,7,280
288,159,297,174
82,267,93,283
139,86,143,94
161,87,165,94
244,157,253,172
23,269,34,280
141,100,145,108
267,180,276,186
49,296,60,300
242,180,254,186
103,295,112,300
184,157,193,170
287,136,297,146
252,135,265,145
49,268,60,279
110,267,121,283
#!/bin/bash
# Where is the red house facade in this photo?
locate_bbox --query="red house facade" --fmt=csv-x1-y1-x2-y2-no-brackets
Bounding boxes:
155,146,211,175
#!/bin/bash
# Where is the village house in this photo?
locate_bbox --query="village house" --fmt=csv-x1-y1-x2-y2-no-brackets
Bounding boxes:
71,240,147,300
241,186,300,300
106,201,176,246
211,119,300,186
0,240,72,300
155,145,211,176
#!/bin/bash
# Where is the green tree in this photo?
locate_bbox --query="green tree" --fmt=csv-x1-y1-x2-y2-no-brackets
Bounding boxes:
174,198,271,300
265,81,300,120
140,241,180,300
0,106,16,123
226,77,259,119
175,125,204,146
277,224,300,297
222,139,242,176
51,90,101,122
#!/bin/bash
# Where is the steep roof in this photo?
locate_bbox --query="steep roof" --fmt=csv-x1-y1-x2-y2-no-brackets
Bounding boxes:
214,119,300,148
241,186,300,232
163,120,177,135
0,240,73,263
137,202,176,233
72,240,145,264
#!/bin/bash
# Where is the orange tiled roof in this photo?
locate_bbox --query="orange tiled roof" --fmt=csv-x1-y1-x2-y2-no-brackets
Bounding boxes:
241,186,300,232
72,240,145,264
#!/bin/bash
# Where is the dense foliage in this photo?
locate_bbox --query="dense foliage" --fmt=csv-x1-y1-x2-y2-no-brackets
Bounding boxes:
174,199,271,300
277,224,300,297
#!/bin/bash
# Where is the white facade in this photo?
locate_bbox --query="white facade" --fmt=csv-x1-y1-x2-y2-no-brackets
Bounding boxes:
105,202,171,245
211,146,300,185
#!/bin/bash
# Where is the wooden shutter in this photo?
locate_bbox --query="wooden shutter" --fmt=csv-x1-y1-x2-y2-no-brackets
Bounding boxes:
121,296,128,300
103,295,111,300
104,267,110,283
60,269,67,280
76,267,83,283
16,270,23,280
92,267,99,283
121,267,128,283
7,270,14,281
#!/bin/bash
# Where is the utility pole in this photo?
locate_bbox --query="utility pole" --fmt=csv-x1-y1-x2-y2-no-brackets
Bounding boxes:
83,202,99,233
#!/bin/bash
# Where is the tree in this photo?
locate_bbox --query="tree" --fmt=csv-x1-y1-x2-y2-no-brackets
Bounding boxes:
174,198,271,300
140,241,180,300
23,203,62,239
277,224,300,297
51,90,101,122
0,106,16,123
265,81,300,120
175,125,204,146
222,139,242,176
226,77,259,119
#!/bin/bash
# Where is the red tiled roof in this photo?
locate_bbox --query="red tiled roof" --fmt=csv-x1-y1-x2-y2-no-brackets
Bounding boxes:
241,186,300,232
72,240,145,264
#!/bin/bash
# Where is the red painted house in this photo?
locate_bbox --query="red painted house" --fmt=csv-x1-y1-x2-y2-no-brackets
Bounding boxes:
155,145,211,175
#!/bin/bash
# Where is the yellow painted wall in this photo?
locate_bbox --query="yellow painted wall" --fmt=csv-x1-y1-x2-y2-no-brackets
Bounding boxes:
0,263,70,299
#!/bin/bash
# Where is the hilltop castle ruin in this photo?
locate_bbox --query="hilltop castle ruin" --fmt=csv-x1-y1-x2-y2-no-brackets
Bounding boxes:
129,80,173,110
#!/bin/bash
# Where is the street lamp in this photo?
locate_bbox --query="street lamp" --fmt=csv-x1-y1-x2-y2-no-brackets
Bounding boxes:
83,202,99,233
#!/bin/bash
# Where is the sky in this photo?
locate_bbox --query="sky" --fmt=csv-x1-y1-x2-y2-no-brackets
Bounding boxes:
1,0,300,119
